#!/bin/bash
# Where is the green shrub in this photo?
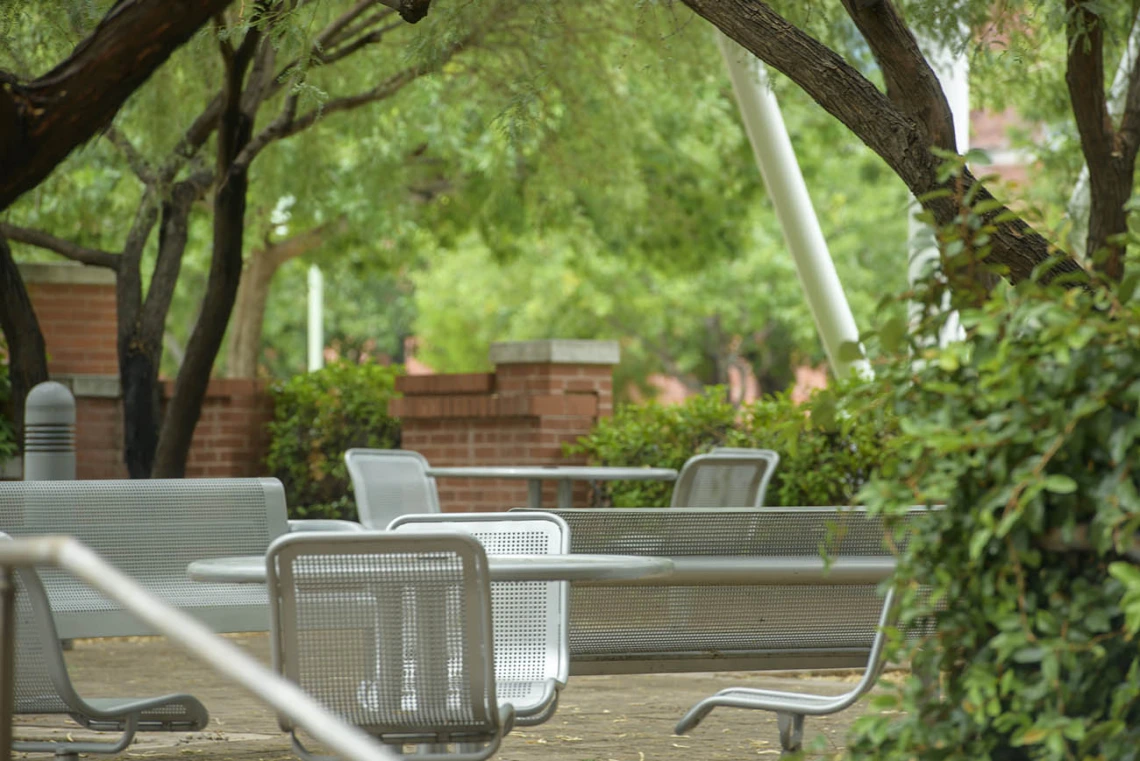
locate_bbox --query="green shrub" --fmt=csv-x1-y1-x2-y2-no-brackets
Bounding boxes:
745,379,900,507
0,362,16,463
847,162,1140,759
266,361,402,519
565,390,738,506
566,380,899,507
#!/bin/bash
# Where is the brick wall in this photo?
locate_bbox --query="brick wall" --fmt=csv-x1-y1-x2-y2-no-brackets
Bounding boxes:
391,340,618,512
22,263,119,376
18,263,273,480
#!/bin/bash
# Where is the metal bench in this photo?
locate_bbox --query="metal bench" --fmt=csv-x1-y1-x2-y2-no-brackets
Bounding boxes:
0,478,354,638
516,507,918,675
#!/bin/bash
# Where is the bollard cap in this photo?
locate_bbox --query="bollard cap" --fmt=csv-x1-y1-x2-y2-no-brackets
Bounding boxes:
25,381,77,426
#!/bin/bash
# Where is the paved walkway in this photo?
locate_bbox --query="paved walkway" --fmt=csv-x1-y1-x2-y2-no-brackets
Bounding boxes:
16,633,878,760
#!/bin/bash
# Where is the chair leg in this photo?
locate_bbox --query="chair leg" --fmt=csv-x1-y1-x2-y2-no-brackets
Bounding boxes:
776,712,804,754
13,714,139,760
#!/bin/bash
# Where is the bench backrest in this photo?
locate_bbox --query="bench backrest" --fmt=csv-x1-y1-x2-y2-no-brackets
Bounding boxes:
521,507,920,675
0,478,288,638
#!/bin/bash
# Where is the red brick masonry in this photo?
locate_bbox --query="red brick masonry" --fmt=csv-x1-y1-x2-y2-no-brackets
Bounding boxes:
392,351,617,512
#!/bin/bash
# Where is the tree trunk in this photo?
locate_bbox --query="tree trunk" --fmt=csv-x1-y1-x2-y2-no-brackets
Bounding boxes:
0,237,49,442
151,32,258,478
226,222,342,377
0,0,236,211
118,176,208,477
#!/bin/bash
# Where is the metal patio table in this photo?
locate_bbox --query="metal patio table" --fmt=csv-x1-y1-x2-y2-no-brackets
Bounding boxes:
188,552,676,585
189,553,894,586
424,465,679,508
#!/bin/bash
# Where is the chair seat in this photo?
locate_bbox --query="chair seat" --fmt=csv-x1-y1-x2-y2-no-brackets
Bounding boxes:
78,696,209,730
706,686,855,713
495,679,558,718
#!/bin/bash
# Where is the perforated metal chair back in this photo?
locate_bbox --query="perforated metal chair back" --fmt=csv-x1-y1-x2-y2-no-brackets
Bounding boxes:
2,533,209,758
388,513,570,725
0,478,286,638
670,452,780,508
13,559,73,717
266,532,511,760
344,449,441,529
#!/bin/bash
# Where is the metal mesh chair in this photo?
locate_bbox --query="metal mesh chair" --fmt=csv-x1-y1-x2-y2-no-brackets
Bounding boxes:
344,449,441,529
388,513,569,726
675,587,898,754
670,452,780,508
3,534,208,761
266,532,514,761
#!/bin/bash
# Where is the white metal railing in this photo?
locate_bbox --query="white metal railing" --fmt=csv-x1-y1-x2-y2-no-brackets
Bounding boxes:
0,536,398,761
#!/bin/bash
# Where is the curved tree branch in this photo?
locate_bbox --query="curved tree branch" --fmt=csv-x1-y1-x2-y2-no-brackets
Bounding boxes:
680,0,1082,284
104,125,156,186
0,223,120,268
0,0,236,211
234,31,476,171
839,0,957,152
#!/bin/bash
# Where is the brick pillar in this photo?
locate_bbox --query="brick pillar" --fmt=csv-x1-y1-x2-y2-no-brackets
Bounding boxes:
22,262,119,375
391,339,618,512
16,262,274,479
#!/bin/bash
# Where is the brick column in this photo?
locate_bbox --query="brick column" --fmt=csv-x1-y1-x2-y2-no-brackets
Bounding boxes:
22,262,119,375
17,262,274,479
391,339,619,512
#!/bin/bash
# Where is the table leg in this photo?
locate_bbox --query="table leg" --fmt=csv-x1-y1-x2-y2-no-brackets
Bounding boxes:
556,480,573,509
527,480,543,508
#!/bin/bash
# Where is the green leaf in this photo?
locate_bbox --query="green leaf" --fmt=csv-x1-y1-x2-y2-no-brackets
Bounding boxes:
838,340,865,363
1042,474,1077,494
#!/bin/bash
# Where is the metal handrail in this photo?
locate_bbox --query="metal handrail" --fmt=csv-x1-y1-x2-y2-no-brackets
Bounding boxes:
0,536,398,761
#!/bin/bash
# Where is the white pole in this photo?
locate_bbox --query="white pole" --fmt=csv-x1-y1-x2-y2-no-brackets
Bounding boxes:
1068,12,1140,257
307,264,324,371
907,35,969,345
715,34,868,379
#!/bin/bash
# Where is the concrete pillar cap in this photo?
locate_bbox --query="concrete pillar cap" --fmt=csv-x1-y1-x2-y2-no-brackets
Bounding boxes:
489,339,620,365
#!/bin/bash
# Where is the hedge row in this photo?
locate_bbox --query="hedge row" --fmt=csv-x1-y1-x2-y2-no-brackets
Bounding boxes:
566,378,900,507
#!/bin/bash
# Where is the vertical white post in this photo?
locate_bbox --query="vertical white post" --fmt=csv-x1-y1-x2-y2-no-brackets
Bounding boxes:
716,34,868,379
307,264,324,372
907,36,969,345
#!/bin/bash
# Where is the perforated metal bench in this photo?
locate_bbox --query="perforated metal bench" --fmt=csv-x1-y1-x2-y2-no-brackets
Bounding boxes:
0,478,341,638
516,507,920,675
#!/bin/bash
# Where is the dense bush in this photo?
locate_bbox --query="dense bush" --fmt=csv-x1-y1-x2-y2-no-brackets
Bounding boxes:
0,364,15,463
567,379,900,507
846,164,1140,759
266,361,401,519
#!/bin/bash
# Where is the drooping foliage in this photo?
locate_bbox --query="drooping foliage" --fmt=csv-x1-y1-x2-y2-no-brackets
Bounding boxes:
846,158,1140,760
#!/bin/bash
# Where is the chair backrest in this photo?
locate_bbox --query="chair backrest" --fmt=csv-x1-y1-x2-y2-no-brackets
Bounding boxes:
0,532,81,716
670,452,779,508
388,513,571,691
266,531,503,747
0,478,287,637
344,449,441,529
